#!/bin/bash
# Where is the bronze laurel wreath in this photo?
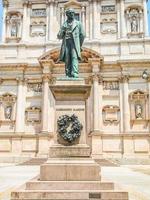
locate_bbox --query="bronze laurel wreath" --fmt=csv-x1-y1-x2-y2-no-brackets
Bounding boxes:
57,114,83,143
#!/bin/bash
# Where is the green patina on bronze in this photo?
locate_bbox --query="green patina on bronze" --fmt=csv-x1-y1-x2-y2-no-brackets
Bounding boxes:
57,8,85,78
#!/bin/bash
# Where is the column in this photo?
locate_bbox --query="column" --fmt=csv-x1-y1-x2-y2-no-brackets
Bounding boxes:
92,74,103,132
46,1,50,41
22,1,28,42
61,7,65,26
93,0,98,39
120,0,126,38
49,1,54,40
81,6,86,33
15,79,26,133
93,74,100,131
2,1,8,42
143,0,149,37
117,0,121,39
147,79,150,131
122,76,130,133
119,78,124,132
41,75,49,133
89,0,93,39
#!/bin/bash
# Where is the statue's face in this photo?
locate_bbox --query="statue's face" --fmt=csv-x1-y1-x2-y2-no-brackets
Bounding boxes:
66,9,75,20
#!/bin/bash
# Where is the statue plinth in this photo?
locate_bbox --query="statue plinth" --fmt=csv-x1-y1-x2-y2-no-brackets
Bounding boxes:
11,79,128,200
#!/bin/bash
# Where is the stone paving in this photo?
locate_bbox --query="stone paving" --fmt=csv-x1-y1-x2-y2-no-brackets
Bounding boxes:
0,164,150,200
102,166,150,200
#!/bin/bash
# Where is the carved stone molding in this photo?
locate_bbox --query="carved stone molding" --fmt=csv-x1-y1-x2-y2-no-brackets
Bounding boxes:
25,106,41,123
102,105,120,125
119,75,129,83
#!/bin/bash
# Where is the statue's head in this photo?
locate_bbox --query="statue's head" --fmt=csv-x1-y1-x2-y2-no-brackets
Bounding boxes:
66,8,75,20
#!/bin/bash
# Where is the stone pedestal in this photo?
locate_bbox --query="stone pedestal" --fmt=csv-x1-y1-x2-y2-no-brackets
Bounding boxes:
11,145,128,200
11,79,128,200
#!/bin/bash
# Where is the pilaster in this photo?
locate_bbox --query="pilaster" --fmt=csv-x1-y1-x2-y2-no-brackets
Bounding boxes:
2,0,8,42
15,78,26,134
147,78,150,132
143,0,149,37
121,75,130,133
120,0,126,38
41,74,50,134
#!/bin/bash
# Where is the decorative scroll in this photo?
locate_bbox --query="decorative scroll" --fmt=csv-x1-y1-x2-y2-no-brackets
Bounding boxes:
102,105,120,125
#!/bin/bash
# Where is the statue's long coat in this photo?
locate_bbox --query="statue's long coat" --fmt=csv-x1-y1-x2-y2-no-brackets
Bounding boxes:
57,19,85,61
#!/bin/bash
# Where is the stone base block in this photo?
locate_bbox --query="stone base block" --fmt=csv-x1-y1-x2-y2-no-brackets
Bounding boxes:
49,144,91,158
40,158,101,181
26,181,114,191
11,190,128,200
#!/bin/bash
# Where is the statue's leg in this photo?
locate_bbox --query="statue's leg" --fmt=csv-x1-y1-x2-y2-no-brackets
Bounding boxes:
65,40,72,77
71,46,78,78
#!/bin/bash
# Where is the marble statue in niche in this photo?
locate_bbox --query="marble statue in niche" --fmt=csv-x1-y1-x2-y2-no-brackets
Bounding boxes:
5,105,12,120
135,104,143,119
131,16,138,33
11,22,18,37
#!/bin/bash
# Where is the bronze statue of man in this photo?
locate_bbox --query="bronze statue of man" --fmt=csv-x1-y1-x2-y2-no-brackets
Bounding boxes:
57,8,85,78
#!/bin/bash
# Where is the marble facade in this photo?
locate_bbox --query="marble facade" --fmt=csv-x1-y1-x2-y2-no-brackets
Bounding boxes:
0,0,150,159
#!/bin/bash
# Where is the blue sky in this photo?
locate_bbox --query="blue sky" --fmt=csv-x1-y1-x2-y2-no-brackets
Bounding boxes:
0,0,150,39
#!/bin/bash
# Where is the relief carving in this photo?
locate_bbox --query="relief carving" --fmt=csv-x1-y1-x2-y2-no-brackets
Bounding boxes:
102,105,120,125
31,9,46,17
27,83,42,92
25,107,41,123
101,5,116,13
30,21,46,37
103,81,119,90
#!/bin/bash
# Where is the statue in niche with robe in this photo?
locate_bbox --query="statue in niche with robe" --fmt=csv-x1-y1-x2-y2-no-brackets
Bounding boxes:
57,8,85,78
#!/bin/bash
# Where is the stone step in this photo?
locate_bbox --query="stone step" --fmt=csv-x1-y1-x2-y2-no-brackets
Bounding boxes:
26,181,114,191
40,162,101,181
11,190,128,200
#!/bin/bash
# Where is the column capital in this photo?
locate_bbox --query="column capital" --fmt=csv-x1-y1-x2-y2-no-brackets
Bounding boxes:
23,0,28,6
16,78,25,84
88,73,103,84
42,74,51,82
119,75,129,83
0,78,3,85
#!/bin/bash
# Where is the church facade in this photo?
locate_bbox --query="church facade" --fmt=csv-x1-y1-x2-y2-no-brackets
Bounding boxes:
0,0,150,159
